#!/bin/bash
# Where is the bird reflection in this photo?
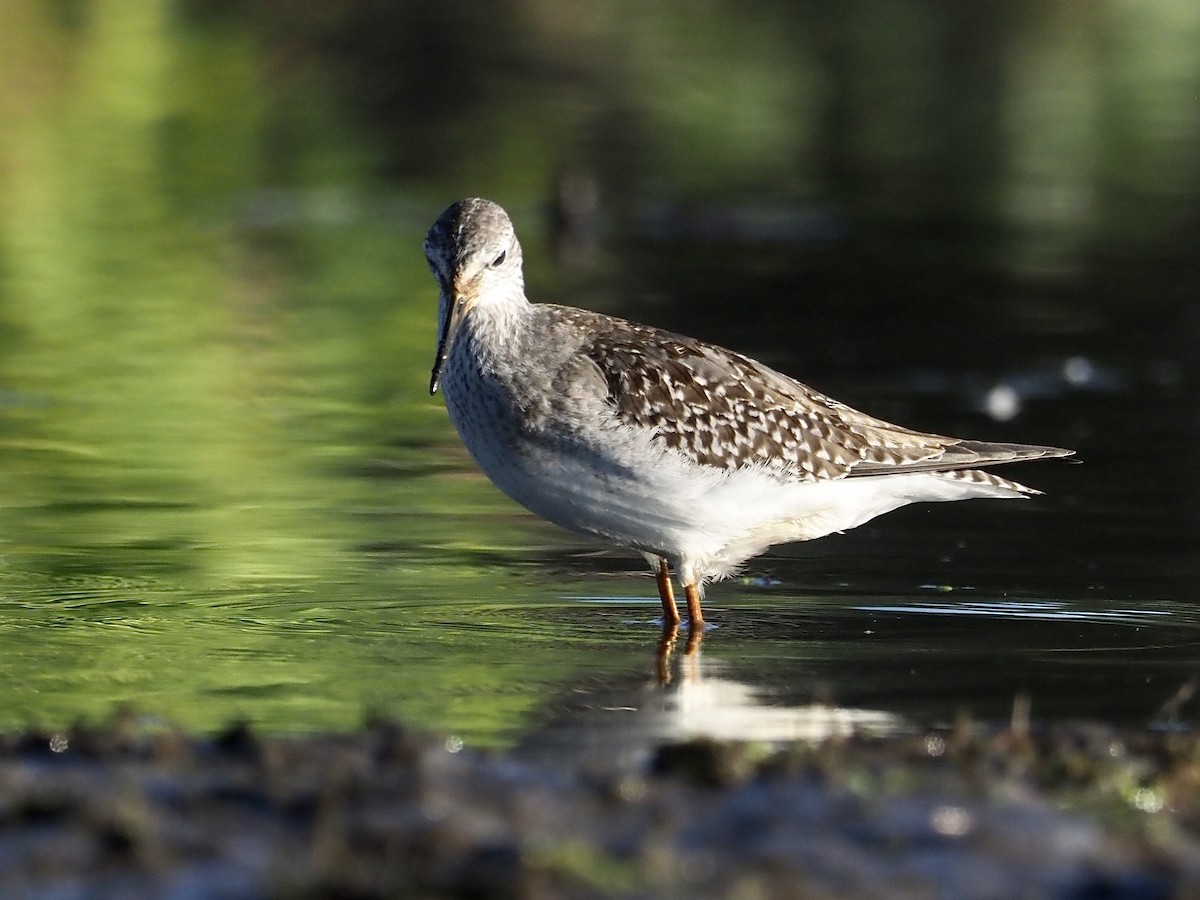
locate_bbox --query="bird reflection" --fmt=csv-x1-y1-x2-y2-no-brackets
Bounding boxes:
516,618,903,767
647,623,900,745
655,621,704,687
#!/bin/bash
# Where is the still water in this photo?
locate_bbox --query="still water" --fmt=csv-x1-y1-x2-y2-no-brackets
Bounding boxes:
0,2,1198,749
0,193,1193,748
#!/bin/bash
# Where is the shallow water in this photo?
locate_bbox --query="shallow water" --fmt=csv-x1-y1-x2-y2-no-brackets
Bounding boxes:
1,3,1197,751
0,293,1194,749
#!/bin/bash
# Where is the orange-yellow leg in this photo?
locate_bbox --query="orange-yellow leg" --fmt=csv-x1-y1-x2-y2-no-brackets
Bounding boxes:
684,583,704,629
656,558,680,627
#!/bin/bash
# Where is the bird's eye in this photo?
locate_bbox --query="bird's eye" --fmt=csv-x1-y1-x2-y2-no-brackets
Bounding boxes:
490,250,507,267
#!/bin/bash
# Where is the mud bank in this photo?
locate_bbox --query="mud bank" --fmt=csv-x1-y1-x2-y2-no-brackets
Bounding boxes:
1,714,1197,898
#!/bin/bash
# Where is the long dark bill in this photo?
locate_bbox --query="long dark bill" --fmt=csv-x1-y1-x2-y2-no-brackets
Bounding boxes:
429,295,467,395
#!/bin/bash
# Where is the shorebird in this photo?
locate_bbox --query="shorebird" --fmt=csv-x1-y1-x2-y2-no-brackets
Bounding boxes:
425,198,1072,629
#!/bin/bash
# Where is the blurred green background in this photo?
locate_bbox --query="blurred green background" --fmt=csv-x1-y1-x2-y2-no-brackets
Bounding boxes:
0,0,1196,743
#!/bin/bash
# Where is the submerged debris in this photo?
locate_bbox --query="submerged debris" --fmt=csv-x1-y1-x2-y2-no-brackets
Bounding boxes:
0,714,1197,898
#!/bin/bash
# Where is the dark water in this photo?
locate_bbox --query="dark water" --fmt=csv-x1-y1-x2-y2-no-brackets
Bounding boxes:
0,254,1191,749
0,2,1197,749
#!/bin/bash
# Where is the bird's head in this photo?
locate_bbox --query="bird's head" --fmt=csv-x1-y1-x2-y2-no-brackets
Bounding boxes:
425,198,524,394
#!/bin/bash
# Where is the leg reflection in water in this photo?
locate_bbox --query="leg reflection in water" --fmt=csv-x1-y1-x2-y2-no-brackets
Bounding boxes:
655,621,704,687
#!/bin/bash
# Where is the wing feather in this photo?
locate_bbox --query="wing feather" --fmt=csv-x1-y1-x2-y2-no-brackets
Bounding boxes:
558,307,1072,481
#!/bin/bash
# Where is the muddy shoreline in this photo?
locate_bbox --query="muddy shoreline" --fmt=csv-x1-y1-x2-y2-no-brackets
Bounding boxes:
1,713,1197,898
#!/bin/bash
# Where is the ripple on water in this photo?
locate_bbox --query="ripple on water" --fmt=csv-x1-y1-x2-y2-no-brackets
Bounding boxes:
852,599,1183,627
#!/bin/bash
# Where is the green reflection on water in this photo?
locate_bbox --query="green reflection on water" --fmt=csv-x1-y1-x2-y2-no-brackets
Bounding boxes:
0,1,1197,745
0,1,637,744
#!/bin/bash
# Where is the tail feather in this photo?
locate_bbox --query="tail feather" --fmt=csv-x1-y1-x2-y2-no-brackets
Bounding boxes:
851,440,1073,478
936,467,1042,498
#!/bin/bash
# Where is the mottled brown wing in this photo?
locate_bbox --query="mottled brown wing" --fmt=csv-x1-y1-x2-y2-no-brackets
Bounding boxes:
577,317,953,481
575,312,1071,481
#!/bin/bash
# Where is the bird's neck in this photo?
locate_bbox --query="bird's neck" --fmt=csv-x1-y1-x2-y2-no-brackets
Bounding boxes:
461,291,532,366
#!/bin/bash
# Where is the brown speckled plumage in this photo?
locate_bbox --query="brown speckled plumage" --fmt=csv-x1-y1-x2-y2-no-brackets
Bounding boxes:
554,306,1060,489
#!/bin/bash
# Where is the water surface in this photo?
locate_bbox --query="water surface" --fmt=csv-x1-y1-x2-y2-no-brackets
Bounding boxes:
0,316,1193,748
0,1,1197,749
